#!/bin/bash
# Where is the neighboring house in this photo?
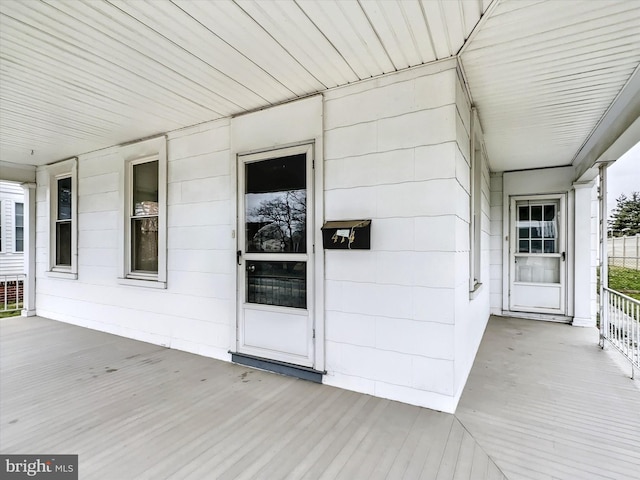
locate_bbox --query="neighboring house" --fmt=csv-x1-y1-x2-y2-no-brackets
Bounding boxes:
0,181,25,275
0,1,638,413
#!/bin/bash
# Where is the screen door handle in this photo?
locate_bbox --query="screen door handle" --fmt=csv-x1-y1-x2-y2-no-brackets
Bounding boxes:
561,252,566,261
237,250,242,265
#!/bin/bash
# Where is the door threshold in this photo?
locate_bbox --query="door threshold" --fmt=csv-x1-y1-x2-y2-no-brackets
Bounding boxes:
501,311,572,323
231,352,324,383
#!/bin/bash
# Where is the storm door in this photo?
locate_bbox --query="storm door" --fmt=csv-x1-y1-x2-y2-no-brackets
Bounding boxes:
237,145,314,367
509,195,566,315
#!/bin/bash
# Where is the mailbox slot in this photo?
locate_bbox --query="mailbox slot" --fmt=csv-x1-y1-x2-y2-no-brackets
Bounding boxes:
321,220,371,250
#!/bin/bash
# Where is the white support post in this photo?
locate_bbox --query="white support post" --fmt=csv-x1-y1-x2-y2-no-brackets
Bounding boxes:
573,181,597,327
599,166,609,346
21,182,36,317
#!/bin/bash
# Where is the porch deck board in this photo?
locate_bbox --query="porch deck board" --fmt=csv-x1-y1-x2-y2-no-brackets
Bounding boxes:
2,315,639,479
456,316,640,480
0,316,504,480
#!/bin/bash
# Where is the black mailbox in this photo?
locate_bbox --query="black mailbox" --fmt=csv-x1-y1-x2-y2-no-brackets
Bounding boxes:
321,220,371,250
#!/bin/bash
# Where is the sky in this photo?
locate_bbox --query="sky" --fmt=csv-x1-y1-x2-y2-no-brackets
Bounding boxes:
606,141,640,219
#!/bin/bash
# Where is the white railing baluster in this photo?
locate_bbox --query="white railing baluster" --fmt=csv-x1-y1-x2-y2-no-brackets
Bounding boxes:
603,287,640,378
626,297,630,357
0,273,26,313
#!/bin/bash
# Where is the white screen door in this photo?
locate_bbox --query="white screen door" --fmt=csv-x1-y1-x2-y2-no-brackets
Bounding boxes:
509,195,566,315
237,145,314,367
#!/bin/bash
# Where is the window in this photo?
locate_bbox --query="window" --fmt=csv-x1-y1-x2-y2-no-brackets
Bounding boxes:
130,159,159,275
55,177,72,265
469,109,484,293
14,202,24,252
119,136,167,288
47,158,77,278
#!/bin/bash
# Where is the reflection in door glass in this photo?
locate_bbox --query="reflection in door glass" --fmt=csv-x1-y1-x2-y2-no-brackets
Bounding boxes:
245,155,306,253
246,261,307,309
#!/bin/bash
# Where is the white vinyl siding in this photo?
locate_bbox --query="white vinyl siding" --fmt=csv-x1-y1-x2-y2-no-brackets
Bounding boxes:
35,125,232,360
452,70,491,403
322,60,461,412
489,173,504,315
0,182,26,274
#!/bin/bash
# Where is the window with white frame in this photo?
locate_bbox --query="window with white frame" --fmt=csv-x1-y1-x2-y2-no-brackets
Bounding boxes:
54,177,72,266
14,202,24,252
47,159,77,278
470,109,483,293
129,158,159,275
119,137,167,288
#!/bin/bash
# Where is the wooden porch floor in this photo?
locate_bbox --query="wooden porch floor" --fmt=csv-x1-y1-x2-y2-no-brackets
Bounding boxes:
457,316,640,480
1,316,638,479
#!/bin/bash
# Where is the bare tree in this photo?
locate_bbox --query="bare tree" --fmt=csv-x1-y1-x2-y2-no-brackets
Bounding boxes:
251,190,306,252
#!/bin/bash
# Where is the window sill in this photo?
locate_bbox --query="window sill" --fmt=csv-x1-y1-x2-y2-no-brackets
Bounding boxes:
46,270,77,280
117,277,166,289
469,282,483,300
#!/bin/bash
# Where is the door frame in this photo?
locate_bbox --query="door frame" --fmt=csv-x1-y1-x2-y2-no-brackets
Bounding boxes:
235,143,317,368
508,193,568,316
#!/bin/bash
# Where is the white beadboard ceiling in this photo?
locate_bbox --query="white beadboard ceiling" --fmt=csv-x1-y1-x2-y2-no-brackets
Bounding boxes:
460,0,640,172
0,0,638,174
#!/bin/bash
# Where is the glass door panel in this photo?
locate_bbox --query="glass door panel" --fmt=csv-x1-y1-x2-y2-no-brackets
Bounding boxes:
245,154,307,254
515,257,560,283
246,261,307,308
244,153,308,308
516,202,557,254
515,200,560,284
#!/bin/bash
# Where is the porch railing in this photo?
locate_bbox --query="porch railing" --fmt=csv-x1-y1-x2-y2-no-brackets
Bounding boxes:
0,274,25,313
601,287,640,378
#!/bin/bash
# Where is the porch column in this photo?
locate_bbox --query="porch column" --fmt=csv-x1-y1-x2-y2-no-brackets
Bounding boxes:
21,182,36,317
572,182,596,327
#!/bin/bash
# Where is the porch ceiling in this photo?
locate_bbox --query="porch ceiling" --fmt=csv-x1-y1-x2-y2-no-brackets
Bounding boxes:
460,0,640,172
0,0,488,166
0,0,639,173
